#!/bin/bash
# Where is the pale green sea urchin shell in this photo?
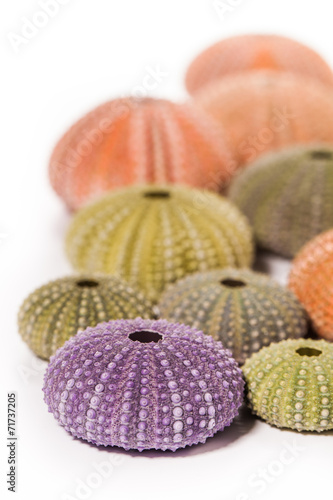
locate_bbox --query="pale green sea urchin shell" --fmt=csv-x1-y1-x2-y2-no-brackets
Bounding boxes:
66,185,254,302
243,339,333,432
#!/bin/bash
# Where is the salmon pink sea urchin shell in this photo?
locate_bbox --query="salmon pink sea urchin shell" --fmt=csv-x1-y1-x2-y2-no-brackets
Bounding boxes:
186,34,333,94
194,70,333,166
289,229,333,341
43,318,244,451
49,97,236,211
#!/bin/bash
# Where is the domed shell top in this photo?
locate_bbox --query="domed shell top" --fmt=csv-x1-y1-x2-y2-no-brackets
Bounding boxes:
194,70,333,166
49,97,236,211
18,275,154,360
289,229,333,340
243,339,333,432
229,145,333,257
158,268,307,365
43,318,244,451
66,185,254,302
186,34,333,94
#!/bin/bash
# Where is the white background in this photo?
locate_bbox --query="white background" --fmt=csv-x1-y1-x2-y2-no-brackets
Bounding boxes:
1,1,333,499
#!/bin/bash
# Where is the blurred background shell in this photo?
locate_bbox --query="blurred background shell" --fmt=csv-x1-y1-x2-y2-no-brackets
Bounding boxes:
193,70,333,166
186,34,333,94
289,229,333,341
49,97,236,211
158,268,307,364
243,339,333,432
228,145,333,258
66,185,254,302
18,274,154,360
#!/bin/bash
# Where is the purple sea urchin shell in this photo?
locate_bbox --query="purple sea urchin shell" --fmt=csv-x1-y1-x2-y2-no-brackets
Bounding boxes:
43,318,244,451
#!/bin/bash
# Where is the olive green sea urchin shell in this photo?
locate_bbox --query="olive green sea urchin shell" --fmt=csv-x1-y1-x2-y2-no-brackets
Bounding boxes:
229,145,333,257
18,275,154,360
66,185,254,302
158,268,307,364
243,339,333,432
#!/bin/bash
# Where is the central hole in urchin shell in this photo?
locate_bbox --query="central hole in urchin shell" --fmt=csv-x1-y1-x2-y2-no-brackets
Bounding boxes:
76,279,99,288
128,330,163,343
310,150,332,160
296,347,322,357
143,190,170,199
220,278,246,288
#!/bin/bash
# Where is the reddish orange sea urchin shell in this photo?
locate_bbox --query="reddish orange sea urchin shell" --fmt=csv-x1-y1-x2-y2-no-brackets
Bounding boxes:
49,97,236,211
289,230,333,341
186,34,333,94
194,70,333,166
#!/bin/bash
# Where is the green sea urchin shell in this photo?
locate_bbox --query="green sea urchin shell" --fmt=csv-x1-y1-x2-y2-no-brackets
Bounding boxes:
66,185,254,302
158,268,307,364
18,275,154,360
243,339,333,432
229,145,333,257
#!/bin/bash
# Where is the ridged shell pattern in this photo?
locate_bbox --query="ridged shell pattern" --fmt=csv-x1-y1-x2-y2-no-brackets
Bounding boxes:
186,34,333,94
194,70,333,166
289,229,333,340
43,318,244,451
243,339,333,432
158,268,307,365
229,145,333,257
66,185,254,302
18,275,154,360
50,97,235,211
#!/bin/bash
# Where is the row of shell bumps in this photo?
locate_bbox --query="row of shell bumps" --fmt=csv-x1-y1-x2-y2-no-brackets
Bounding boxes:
19,33,333,451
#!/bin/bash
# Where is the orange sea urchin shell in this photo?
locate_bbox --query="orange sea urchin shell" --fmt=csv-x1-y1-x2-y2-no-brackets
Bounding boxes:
186,34,333,94
194,70,333,166
289,230,333,341
49,97,235,211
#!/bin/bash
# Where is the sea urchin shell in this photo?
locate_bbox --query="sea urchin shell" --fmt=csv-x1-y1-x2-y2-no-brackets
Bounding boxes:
158,268,307,365
18,275,154,360
229,145,333,257
243,339,333,432
66,185,254,302
49,97,235,211
194,71,333,166
289,229,333,340
186,34,333,94
43,318,244,451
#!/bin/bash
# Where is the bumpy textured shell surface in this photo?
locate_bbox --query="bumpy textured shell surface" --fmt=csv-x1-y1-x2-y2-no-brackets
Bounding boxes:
66,185,254,302
18,275,154,360
43,318,244,451
229,145,333,258
194,70,333,166
49,97,236,211
158,268,307,365
186,34,333,94
289,230,333,340
243,339,333,432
